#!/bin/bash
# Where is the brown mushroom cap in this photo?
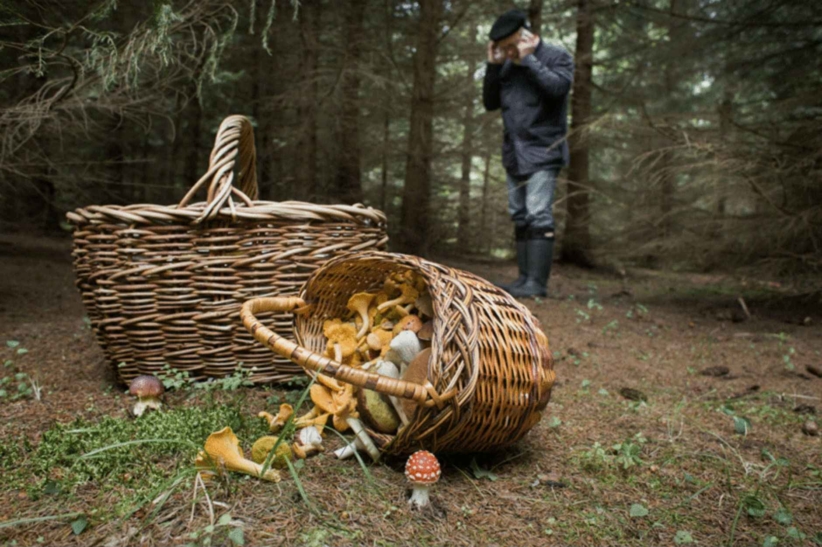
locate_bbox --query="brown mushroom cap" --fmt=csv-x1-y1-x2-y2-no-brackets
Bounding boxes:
400,348,431,418
129,375,164,397
417,321,434,342
405,450,441,484
393,315,423,335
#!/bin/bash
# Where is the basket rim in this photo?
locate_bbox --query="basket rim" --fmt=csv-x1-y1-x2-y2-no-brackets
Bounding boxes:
67,200,387,226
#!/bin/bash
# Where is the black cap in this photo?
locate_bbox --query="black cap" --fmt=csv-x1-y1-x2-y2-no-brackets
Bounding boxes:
489,9,529,42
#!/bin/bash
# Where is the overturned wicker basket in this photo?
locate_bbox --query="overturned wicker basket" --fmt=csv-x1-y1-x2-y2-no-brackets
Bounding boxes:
68,115,387,384
241,252,556,455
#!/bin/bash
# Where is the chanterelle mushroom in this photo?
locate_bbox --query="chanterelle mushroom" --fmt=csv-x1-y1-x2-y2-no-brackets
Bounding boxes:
405,450,441,508
347,292,376,339
195,427,280,482
323,319,359,361
129,375,164,417
258,403,294,433
377,283,419,313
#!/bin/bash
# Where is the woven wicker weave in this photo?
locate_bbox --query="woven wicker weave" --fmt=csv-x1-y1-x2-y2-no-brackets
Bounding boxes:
67,115,388,384
241,252,556,455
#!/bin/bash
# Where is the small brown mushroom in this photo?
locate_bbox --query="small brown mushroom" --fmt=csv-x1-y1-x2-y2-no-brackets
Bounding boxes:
393,315,423,335
128,375,164,417
417,321,434,343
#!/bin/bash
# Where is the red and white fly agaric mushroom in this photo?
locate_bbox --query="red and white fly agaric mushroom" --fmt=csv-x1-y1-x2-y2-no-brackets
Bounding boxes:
405,450,441,509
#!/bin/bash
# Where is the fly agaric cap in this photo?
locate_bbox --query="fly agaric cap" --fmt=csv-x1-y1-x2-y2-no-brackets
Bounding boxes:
128,375,165,417
405,450,441,508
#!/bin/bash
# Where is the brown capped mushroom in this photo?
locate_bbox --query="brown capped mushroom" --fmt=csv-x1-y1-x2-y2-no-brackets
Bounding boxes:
400,347,431,419
128,375,164,417
393,315,423,335
417,321,434,343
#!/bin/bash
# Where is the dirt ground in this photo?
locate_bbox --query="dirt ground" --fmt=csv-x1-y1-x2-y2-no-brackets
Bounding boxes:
0,234,820,547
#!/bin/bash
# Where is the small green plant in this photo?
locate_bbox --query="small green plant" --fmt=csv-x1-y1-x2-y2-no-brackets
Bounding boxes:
0,370,41,402
782,346,796,371
155,365,255,392
612,433,646,470
185,513,245,547
580,442,609,471
601,320,619,335
625,303,649,319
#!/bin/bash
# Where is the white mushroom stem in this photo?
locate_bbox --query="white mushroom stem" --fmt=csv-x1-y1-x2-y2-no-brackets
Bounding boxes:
374,360,410,426
355,311,370,339
333,436,367,460
133,397,162,417
408,484,432,508
345,417,381,461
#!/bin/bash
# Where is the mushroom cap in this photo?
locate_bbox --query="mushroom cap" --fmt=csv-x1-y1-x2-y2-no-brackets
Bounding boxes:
400,347,431,418
393,315,423,335
405,450,441,484
129,375,164,397
346,292,375,312
417,321,434,342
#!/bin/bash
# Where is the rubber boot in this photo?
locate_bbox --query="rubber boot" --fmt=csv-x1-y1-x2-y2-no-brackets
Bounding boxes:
508,231,554,299
496,226,528,293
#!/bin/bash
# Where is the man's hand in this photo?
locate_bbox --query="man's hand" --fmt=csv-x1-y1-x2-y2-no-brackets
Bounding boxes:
487,41,503,64
516,32,539,62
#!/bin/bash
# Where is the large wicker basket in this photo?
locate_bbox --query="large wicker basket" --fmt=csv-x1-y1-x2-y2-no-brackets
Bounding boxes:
67,115,388,384
240,252,556,455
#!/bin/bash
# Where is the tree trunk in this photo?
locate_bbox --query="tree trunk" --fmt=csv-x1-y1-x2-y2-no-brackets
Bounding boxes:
381,113,390,212
334,0,367,205
456,26,477,248
528,0,544,35
481,151,492,253
562,0,594,267
658,0,682,238
296,0,320,201
399,0,443,255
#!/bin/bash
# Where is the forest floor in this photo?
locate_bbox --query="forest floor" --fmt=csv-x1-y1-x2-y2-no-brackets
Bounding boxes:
0,233,820,547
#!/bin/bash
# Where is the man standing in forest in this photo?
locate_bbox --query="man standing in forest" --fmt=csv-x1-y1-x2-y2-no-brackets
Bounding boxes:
483,9,574,298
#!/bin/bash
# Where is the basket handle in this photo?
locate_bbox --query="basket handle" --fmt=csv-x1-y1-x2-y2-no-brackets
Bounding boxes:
177,115,259,222
241,297,453,408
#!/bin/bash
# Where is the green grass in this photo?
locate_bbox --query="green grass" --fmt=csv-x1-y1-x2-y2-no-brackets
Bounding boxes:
1,403,270,510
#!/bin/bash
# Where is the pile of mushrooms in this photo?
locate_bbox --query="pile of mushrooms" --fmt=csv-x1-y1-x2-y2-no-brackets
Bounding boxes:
262,270,435,462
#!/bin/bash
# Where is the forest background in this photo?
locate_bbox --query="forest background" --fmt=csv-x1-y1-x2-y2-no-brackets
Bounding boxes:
1,0,820,277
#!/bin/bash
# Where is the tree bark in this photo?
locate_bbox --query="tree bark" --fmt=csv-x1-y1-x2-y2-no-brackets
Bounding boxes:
562,0,594,267
528,0,544,35
334,0,367,205
456,26,477,248
399,0,443,255
658,0,682,238
296,0,321,201
481,151,492,253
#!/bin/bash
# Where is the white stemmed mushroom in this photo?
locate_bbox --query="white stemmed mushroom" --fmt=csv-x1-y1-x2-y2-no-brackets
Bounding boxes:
292,426,325,459
372,359,409,426
405,450,441,509
129,375,164,417
385,330,423,372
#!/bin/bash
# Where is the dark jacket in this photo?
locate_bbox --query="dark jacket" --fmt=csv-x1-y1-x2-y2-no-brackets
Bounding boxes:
483,40,574,176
